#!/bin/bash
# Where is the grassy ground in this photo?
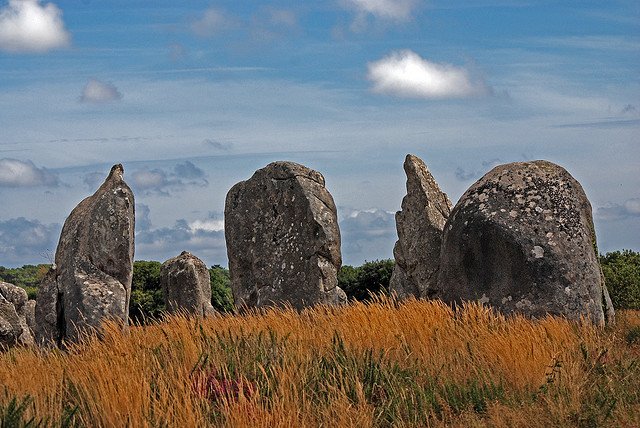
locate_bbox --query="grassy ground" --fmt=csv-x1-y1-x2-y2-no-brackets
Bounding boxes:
1,297,639,427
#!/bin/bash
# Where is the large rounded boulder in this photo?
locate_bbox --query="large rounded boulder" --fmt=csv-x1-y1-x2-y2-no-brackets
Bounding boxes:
225,161,345,310
436,160,614,325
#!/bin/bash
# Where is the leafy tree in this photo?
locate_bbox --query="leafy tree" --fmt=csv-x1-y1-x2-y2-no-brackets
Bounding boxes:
600,250,640,310
0,264,51,288
0,264,51,299
338,259,395,302
129,261,235,322
130,261,164,323
210,265,234,313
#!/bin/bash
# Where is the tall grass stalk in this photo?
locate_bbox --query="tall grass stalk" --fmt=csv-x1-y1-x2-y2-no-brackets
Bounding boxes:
1,297,638,427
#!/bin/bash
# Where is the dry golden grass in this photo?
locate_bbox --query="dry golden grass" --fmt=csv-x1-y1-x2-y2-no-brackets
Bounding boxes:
1,297,639,427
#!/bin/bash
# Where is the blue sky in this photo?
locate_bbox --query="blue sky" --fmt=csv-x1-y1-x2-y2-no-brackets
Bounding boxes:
0,0,638,267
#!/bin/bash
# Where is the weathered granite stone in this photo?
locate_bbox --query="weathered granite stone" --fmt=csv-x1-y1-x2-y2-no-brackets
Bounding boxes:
389,154,452,299
436,160,614,325
35,164,135,346
24,300,36,338
225,161,345,310
161,251,217,317
0,281,34,348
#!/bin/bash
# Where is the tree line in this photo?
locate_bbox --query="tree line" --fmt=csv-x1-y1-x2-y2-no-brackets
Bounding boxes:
1,250,638,323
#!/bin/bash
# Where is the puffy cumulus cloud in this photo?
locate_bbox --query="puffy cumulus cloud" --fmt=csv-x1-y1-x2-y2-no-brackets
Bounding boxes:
338,208,396,265
191,7,232,37
0,0,70,53
0,158,59,187
367,50,490,99
0,217,60,266
342,0,418,21
80,79,122,103
597,198,640,221
130,161,208,196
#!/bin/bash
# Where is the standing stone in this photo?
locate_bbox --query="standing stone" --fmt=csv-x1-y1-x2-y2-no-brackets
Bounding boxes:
161,251,217,317
35,164,135,346
389,154,452,299
437,160,614,325
0,281,34,348
225,161,345,310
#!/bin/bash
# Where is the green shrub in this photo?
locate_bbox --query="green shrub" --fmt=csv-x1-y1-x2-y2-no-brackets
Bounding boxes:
210,265,234,313
338,259,395,302
130,260,164,323
600,250,640,310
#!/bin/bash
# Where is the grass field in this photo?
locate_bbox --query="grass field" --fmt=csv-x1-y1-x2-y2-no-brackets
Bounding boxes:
1,297,639,427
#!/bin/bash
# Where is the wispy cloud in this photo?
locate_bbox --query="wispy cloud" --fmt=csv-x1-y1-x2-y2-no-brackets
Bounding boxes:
454,158,502,181
0,158,59,187
0,0,70,53
367,50,490,99
527,35,640,52
0,217,60,266
339,208,396,265
129,161,209,196
136,218,226,265
597,198,640,221
191,7,233,37
80,79,123,103
549,119,640,129
203,139,234,151
342,0,419,21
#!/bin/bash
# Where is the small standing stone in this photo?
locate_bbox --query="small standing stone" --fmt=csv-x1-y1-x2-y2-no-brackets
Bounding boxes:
161,251,217,317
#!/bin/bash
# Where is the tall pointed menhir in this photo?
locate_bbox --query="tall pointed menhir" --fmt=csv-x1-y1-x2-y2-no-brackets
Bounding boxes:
35,164,135,346
389,154,452,299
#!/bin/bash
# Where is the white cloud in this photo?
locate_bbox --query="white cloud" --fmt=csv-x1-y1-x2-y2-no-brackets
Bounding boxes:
80,79,122,103
367,50,490,99
129,162,208,196
343,0,418,21
189,219,224,232
132,169,167,190
0,158,59,187
136,218,227,266
0,217,60,265
596,198,640,221
191,7,231,37
0,0,70,53
339,208,397,265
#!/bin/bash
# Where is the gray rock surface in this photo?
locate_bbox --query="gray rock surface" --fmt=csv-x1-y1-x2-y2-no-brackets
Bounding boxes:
161,251,217,317
0,281,34,348
225,161,346,310
389,154,452,299
35,164,135,346
24,299,36,338
436,160,614,325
